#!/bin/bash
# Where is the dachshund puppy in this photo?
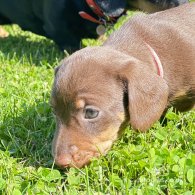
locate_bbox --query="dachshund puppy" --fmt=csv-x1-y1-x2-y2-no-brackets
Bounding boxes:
51,3,195,168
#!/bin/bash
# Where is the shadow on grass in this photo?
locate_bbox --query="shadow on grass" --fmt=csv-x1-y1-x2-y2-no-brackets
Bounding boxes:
0,26,66,168
0,33,64,67
0,100,56,168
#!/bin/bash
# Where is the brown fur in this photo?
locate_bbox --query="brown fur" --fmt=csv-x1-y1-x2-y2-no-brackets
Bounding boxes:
51,3,195,168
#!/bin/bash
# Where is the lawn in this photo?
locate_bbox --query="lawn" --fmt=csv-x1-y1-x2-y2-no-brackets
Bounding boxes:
0,4,195,195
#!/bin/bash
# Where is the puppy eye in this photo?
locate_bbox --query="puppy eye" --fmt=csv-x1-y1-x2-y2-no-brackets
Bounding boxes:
84,108,99,119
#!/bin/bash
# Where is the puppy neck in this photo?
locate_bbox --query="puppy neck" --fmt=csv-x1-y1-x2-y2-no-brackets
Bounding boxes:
144,42,164,78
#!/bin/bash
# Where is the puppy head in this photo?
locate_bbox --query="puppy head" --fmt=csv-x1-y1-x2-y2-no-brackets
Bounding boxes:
51,46,168,168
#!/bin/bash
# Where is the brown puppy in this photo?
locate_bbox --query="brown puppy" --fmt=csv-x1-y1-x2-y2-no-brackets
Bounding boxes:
51,3,195,168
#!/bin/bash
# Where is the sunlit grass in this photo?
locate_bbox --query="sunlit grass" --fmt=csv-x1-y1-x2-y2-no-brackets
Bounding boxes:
0,6,194,194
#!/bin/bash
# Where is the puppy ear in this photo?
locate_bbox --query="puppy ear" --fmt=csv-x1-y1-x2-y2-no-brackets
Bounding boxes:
54,60,63,76
119,63,169,131
54,66,60,76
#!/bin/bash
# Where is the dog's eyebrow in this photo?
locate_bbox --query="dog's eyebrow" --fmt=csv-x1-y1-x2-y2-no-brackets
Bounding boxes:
75,99,85,109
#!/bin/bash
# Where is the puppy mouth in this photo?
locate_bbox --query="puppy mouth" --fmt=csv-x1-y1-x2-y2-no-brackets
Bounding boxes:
71,152,101,168
54,149,101,169
53,139,114,168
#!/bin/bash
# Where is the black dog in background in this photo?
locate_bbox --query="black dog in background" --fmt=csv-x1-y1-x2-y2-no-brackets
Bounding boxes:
0,0,189,51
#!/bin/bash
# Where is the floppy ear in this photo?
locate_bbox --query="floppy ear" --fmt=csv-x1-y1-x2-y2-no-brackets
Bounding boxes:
119,63,169,131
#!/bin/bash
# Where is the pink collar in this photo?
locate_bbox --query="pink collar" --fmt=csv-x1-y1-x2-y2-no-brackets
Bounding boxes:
145,43,164,78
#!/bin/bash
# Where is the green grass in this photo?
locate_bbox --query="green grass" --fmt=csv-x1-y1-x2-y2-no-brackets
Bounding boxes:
0,7,195,195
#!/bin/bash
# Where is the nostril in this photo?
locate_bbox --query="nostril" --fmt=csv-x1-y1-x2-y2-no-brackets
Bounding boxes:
73,153,82,162
54,154,72,168
70,145,79,154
